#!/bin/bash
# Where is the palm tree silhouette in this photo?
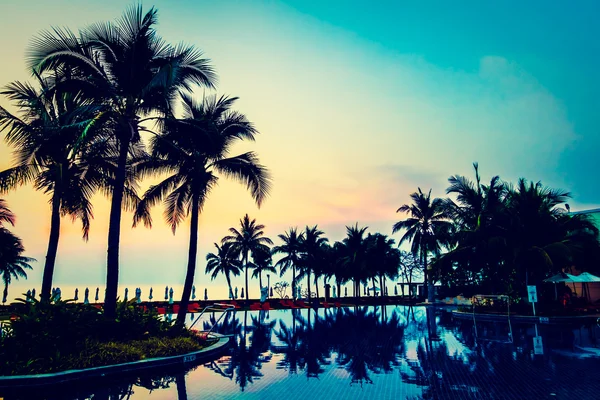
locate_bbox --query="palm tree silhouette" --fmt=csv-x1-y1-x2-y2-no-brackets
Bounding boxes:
0,199,15,227
0,74,123,302
393,188,453,301
206,242,242,299
341,225,369,297
134,94,270,327
28,5,216,317
0,228,35,303
298,226,328,300
223,214,273,300
273,228,305,300
250,245,276,291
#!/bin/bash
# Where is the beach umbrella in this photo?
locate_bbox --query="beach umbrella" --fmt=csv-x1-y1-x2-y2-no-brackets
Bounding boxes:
136,288,142,303
124,288,128,302
31,288,36,299
204,288,208,301
190,313,194,321
56,288,61,301
74,288,79,301
192,285,196,300
229,288,233,299
149,287,154,301
51,288,56,300
95,287,99,302
26,289,32,302
344,287,348,297
84,288,89,304
235,287,239,299
165,286,169,301
241,288,245,299
394,286,398,296
169,287,174,304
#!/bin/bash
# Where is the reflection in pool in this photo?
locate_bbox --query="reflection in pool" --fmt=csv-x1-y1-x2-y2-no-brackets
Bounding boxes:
5,306,600,399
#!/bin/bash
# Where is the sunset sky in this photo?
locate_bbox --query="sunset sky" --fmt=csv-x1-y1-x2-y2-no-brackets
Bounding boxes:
1,0,599,299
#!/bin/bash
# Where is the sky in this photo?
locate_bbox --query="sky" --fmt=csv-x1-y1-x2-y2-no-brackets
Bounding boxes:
1,0,599,300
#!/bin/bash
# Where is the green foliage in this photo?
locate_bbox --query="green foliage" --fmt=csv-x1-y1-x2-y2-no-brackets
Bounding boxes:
0,298,206,375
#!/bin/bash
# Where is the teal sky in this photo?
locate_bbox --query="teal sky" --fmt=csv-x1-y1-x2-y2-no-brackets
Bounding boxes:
0,1,598,298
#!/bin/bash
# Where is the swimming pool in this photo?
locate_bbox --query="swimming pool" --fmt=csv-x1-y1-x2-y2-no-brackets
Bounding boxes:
5,306,600,399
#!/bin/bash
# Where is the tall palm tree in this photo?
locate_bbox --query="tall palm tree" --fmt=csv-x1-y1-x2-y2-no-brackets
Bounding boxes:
0,199,15,227
29,5,216,317
0,74,123,302
223,214,273,301
0,228,35,304
272,228,304,300
250,245,276,290
206,242,242,299
134,94,270,327
393,188,453,301
298,225,328,300
341,224,369,297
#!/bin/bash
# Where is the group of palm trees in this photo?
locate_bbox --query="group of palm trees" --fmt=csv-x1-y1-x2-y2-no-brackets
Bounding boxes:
205,215,413,302
0,5,270,327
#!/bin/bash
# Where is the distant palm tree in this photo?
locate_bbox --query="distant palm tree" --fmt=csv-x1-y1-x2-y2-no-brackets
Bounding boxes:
393,188,453,301
272,228,304,299
298,226,328,300
224,215,273,300
0,74,121,302
250,245,276,290
206,242,242,299
0,228,35,303
0,199,15,227
134,95,270,327
29,5,216,317
341,225,369,297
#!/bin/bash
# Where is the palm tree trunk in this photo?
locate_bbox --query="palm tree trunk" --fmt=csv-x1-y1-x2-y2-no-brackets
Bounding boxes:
259,271,263,289
307,270,311,300
292,265,296,300
315,276,319,299
423,251,429,301
2,282,8,304
41,186,62,302
244,250,249,300
336,281,341,298
372,277,376,296
105,137,130,318
176,192,200,327
226,274,233,299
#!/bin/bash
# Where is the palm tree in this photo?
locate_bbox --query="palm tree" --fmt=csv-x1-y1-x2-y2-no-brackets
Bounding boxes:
29,5,216,317
0,199,15,227
298,225,328,300
341,224,369,297
0,74,123,302
206,242,242,299
0,228,35,304
223,214,273,301
134,94,270,327
393,188,453,301
272,228,304,300
250,245,276,290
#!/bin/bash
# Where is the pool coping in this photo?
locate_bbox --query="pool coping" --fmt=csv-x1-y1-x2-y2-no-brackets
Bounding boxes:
452,310,600,324
0,332,230,388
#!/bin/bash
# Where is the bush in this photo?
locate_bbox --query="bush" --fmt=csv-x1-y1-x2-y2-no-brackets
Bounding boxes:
0,298,208,375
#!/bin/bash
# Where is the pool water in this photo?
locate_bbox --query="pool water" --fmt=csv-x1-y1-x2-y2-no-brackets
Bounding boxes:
5,306,600,399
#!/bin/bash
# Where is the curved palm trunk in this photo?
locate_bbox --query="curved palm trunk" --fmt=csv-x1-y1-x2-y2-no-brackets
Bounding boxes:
176,192,200,327
105,137,130,318
244,250,250,300
423,251,429,301
315,276,319,299
259,271,263,289
41,185,62,302
306,270,311,300
336,281,341,298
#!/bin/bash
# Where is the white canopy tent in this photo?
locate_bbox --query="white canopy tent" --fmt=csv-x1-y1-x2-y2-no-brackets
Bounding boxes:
543,272,600,301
